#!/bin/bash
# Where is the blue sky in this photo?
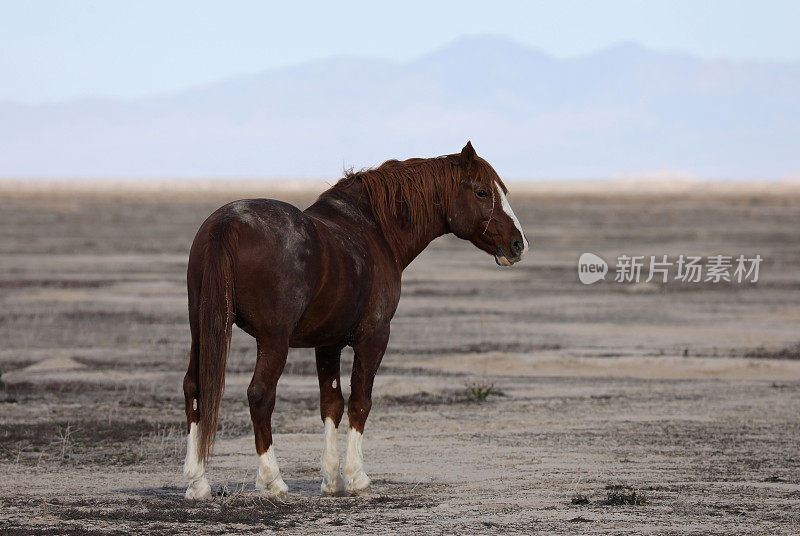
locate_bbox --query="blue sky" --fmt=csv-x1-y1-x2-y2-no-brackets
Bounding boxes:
2,0,799,103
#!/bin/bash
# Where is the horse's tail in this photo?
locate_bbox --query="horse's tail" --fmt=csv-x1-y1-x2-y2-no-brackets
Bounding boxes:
197,224,237,466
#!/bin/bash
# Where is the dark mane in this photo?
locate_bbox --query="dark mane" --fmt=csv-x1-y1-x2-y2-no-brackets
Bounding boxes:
330,154,507,237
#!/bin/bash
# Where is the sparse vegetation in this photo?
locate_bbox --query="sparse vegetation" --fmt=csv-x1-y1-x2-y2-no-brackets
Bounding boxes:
569,477,590,505
217,419,253,438
744,343,800,359
601,485,648,506
1,420,185,465
0,370,14,403
217,481,283,508
56,423,74,460
382,383,507,406
570,492,590,505
463,381,503,402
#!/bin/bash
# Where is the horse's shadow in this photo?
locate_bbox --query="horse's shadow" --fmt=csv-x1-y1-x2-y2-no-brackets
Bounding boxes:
212,478,332,498
120,477,413,502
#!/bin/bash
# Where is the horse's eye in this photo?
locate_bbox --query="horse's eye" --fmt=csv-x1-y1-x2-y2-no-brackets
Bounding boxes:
476,189,489,198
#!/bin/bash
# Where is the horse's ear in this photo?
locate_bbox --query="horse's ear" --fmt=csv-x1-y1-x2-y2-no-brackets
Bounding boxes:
460,141,476,164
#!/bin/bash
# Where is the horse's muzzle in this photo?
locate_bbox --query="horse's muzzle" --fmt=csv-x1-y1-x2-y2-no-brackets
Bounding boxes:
494,240,526,266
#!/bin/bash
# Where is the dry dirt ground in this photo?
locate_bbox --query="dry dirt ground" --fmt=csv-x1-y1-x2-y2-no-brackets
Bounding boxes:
0,183,799,535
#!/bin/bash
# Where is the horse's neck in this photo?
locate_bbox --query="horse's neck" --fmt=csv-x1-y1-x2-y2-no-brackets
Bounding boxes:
324,180,448,269
390,216,448,269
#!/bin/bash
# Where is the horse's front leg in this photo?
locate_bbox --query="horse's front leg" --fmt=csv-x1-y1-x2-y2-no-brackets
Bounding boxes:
315,344,346,495
342,326,389,493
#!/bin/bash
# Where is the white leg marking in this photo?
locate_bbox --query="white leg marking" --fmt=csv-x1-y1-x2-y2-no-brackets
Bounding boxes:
255,445,289,500
342,427,371,493
183,422,212,500
320,417,346,495
495,181,529,257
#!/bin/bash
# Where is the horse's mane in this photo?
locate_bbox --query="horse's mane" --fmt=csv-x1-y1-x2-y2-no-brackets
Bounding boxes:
331,154,506,237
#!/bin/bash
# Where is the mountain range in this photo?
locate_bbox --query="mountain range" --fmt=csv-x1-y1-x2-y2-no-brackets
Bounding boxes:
1,35,799,180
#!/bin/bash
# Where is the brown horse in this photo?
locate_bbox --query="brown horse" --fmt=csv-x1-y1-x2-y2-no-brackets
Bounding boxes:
182,141,528,500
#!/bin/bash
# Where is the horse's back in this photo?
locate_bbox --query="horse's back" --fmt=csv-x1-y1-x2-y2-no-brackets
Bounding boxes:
192,198,321,338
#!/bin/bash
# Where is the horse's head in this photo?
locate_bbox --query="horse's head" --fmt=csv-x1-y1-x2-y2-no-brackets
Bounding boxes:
447,141,529,266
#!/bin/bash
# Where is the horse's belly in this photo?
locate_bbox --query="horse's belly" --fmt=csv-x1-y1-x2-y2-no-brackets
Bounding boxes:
289,298,362,348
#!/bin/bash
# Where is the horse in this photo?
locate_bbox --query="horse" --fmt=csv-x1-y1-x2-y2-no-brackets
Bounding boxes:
182,141,529,500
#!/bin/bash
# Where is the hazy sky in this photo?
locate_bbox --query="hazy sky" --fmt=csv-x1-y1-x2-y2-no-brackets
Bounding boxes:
3,0,799,103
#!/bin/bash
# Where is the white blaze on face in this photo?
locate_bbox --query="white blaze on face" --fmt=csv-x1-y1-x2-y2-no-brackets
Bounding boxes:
495,181,529,257
183,422,211,500
320,417,345,494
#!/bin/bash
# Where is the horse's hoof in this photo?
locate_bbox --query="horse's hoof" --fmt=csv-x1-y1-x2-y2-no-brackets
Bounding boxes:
321,473,346,496
185,478,212,500
256,476,289,501
344,470,371,494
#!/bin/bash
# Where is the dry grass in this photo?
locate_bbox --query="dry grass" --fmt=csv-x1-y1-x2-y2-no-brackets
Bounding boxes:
463,381,503,402
600,484,649,506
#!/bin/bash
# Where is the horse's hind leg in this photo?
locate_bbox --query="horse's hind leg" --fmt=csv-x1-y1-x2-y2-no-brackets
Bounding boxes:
248,336,289,499
183,334,212,500
343,327,390,493
316,345,346,495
